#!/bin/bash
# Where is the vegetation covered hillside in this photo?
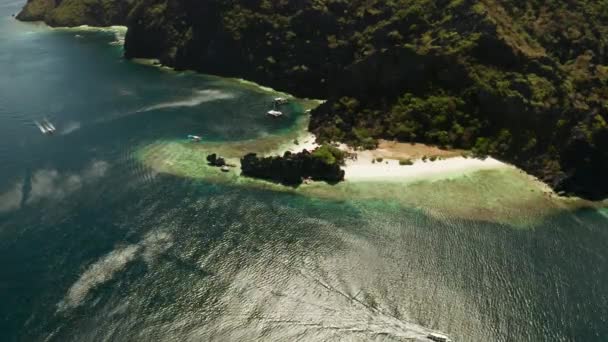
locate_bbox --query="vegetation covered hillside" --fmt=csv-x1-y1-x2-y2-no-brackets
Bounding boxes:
17,0,132,26
18,0,608,199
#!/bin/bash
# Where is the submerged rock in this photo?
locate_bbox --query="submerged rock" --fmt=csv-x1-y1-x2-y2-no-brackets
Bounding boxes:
206,153,226,167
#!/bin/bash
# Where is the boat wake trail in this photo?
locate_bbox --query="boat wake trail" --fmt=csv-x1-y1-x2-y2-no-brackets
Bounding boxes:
138,90,235,112
60,121,81,135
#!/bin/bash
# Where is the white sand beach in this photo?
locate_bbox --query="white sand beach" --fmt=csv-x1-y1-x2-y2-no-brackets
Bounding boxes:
343,154,507,182
279,136,510,183
334,140,508,183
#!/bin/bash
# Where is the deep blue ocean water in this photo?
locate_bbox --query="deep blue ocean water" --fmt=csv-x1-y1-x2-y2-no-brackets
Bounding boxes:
1,1,607,341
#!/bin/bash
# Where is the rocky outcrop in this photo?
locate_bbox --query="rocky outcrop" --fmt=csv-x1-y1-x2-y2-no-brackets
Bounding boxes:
241,151,345,186
206,154,226,167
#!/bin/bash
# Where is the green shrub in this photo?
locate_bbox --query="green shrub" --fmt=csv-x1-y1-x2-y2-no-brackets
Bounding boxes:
312,144,345,165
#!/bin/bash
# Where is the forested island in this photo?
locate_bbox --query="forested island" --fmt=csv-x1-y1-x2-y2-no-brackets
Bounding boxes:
17,0,608,200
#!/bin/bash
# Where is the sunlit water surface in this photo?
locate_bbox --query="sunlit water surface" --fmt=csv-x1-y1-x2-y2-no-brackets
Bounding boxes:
0,2,607,341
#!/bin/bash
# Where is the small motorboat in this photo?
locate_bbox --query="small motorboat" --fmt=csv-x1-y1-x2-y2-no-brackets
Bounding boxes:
187,135,202,142
44,123,56,134
267,110,283,118
44,120,56,133
274,97,288,105
427,333,452,342
35,120,56,135
221,165,230,172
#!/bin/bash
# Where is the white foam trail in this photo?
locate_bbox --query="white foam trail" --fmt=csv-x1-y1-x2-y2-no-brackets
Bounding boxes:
60,121,81,135
0,181,23,213
53,25,128,36
58,244,141,311
139,90,235,112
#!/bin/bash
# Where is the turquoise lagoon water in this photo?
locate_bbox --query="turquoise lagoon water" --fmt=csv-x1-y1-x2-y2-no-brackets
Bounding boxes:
0,1,607,341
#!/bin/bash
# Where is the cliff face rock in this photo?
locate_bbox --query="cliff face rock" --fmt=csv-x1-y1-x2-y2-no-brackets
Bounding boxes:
17,0,132,26
17,0,608,199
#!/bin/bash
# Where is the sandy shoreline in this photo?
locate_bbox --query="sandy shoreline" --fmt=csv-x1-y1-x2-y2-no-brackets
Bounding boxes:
283,137,509,183
343,154,507,182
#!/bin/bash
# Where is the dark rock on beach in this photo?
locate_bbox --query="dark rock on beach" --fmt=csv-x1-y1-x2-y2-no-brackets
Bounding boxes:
207,153,226,167
241,150,345,186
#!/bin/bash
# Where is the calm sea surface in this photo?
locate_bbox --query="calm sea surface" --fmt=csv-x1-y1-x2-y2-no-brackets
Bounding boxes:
0,1,607,341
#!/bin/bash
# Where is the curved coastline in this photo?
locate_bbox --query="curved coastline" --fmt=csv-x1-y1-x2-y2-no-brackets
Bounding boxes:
124,54,604,226
6,10,608,342
132,92,599,227
16,18,601,226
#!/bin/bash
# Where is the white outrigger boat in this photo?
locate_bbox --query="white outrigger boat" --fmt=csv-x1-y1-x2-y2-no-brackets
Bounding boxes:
266,97,287,117
35,120,57,135
45,120,56,132
427,332,452,342
273,97,288,105
187,134,202,142
267,110,283,117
